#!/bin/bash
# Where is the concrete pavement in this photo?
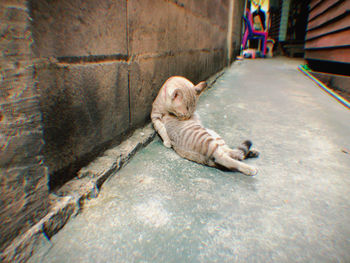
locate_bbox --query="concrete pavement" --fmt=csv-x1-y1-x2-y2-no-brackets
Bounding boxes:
30,57,350,263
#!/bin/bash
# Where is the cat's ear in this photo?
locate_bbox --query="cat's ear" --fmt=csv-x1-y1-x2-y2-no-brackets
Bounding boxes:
194,81,207,95
171,89,183,101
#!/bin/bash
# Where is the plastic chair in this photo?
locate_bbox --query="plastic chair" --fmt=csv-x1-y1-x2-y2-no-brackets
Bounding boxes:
242,9,268,56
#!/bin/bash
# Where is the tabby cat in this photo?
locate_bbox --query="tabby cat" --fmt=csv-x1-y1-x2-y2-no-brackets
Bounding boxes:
151,76,259,176
151,76,207,148
164,114,259,176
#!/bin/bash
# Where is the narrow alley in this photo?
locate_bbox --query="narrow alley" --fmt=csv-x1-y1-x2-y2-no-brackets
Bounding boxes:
29,57,350,263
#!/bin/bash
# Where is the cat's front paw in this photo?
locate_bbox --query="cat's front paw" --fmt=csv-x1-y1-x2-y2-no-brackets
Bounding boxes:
163,140,171,148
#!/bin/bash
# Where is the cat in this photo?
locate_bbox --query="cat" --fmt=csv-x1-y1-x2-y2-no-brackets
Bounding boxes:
163,114,259,176
151,76,259,176
151,76,207,148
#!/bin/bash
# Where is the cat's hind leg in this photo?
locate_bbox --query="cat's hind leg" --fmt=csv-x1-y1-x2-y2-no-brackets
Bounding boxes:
225,140,259,160
206,129,246,160
213,147,258,176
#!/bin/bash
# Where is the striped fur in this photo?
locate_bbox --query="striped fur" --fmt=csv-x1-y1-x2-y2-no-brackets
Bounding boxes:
164,115,259,176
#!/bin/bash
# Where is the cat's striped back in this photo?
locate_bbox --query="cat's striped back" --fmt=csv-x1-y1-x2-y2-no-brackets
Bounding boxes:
165,116,218,165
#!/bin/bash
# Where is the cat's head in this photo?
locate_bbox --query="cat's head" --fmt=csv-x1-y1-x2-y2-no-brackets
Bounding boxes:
167,81,207,120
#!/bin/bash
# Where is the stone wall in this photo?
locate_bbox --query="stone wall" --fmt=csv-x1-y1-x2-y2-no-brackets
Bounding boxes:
29,0,245,190
0,0,49,251
29,0,130,188
1,0,245,253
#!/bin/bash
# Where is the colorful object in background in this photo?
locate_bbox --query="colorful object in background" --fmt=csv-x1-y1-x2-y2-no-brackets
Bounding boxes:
242,9,268,56
251,0,268,11
266,38,275,57
242,48,262,59
251,0,269,30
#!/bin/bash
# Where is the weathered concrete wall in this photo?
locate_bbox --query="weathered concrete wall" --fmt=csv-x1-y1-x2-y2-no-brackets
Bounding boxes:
0,0,49,251
35,61,130,188
29,0,245,190
29,0,130,188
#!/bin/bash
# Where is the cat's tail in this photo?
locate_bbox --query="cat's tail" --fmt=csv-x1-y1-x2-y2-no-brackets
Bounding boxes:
238,140,260,159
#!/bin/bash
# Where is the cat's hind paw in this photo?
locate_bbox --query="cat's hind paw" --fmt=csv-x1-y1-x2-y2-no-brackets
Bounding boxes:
246,166,258,176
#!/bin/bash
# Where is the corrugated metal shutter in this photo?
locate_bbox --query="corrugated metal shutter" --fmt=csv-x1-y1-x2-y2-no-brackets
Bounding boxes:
305,0,350,64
